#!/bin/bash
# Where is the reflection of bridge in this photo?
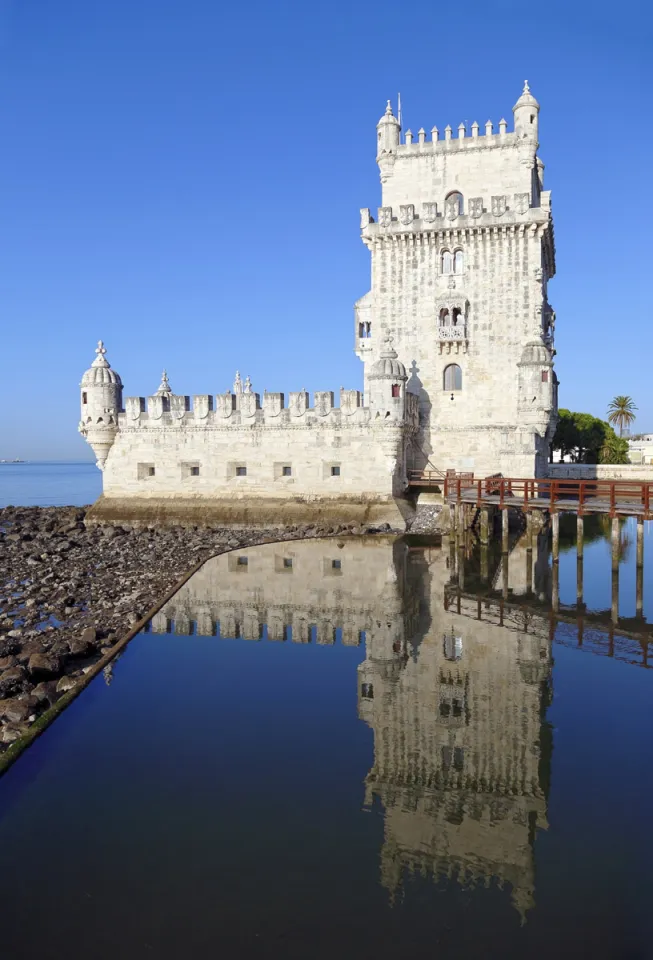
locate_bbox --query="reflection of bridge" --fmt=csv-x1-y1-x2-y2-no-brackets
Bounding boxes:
444,587,652,670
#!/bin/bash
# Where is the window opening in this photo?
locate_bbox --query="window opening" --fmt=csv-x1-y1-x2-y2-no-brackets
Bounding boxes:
443,364,462,392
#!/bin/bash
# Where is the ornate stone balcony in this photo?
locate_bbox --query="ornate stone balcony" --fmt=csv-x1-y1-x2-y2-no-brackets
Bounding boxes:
438,323,468,353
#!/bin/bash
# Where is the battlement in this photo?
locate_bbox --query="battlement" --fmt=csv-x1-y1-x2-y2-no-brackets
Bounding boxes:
119,384,420,430
120,387,384,427
398,118,518,154
360,190,552,237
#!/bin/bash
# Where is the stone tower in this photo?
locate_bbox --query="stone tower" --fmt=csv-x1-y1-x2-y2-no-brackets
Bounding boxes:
356,82,557,478
78,340,123,469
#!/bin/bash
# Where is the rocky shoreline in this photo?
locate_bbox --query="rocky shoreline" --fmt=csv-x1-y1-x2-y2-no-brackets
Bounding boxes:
0,505,387,753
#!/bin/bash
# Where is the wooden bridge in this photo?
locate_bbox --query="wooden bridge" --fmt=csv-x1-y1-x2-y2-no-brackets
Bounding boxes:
408,472,653,519
409,470,650,574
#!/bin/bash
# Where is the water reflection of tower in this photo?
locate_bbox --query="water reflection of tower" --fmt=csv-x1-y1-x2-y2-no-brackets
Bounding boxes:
359,546,552,918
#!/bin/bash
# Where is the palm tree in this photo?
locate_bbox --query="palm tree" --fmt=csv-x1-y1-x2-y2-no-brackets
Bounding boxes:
607,396,637,436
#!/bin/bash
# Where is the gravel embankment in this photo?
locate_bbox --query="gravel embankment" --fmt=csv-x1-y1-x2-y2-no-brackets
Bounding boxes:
0,506,377,751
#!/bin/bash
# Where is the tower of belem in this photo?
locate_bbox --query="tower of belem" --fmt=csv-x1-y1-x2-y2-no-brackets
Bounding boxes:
78,83,558,527
356,82,557,477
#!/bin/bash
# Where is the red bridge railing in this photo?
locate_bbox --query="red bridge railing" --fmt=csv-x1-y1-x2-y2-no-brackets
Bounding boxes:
408,471,653,518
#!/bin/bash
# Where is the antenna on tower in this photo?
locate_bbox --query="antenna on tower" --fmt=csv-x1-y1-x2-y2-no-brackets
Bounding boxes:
397,92,402,130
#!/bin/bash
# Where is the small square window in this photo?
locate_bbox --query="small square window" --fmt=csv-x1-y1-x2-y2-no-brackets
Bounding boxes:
282,465,292,477
236,466,247,477
332,559,341,570
361,683,374,699
283,558,293,568
148,466,155,477
331,465,341,477
190,466,200,477
391,384,400,398
237,556,248,566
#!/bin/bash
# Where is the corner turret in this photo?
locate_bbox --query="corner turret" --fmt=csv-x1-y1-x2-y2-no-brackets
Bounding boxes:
377,101,400,183
367,338,407,419
513,80,539,141
79,340,123,470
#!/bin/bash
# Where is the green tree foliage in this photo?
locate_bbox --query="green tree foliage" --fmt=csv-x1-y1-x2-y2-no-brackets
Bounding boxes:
607,396,637,436
552,409,630,464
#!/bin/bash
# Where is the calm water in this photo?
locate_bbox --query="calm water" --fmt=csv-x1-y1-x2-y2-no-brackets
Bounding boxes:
0,460,101,507
0,527,651,959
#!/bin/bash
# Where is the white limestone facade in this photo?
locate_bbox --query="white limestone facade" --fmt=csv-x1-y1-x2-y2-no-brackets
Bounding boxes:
79,83,558,526
356,81,558,477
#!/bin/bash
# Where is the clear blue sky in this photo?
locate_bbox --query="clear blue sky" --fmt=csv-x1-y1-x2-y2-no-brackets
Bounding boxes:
0,0,650,459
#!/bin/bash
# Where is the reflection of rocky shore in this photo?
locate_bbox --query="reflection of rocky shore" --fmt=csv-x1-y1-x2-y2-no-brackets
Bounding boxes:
156,536,552,917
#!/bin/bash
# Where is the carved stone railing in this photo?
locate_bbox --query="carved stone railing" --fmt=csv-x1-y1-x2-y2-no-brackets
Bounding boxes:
438,324,467,341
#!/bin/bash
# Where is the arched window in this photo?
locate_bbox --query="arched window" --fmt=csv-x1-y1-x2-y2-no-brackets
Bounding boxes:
443,364,462,391
445,191,464,217
441,250,453,274
454,250,464,274
391,383,400,398
452,307,463,327
439,307,450,326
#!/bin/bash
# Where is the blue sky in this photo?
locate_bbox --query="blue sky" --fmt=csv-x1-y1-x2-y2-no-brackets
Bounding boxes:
0,0,650,459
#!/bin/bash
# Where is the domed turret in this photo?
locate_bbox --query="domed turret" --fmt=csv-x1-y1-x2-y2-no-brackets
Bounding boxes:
513,80,540,140
377,100,400,154
79,341,123,470
377,100,400,183
367,338,408,418
517,338,553,428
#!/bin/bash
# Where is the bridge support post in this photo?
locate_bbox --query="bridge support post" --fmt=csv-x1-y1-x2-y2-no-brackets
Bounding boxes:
551,512,559,563
552,556,559,613
611,517,620,573
611,569,619,625
480,507,490,546
576,555,584,607
577,515,584,559
448,504,456,540
526,510,533,552
526,545,533,594
501,508,509,554
457,502,466,534
502,555,509,600
636,517,644,617
480,544,489,582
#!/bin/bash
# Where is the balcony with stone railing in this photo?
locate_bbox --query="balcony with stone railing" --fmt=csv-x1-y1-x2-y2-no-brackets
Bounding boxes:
438,323,468,354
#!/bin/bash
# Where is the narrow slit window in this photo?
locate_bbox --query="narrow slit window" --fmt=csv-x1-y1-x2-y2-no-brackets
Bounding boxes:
391,384,400,398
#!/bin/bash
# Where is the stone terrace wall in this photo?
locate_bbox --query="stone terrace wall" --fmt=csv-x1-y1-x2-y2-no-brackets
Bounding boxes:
548,464,653,481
